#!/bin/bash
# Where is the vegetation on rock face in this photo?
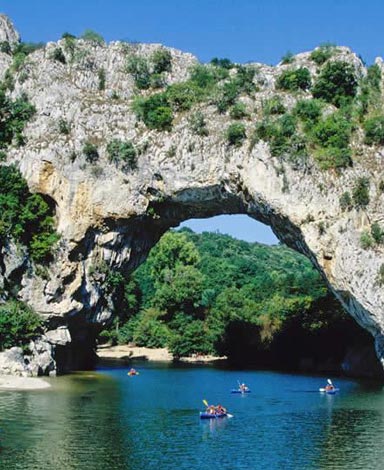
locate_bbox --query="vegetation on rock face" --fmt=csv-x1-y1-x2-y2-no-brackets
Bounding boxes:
82,141,99,163
0,165,59,263
226,122,246,146
352,176,370,207
312,61,358,107
106,139,137,169
0,301,42,351
276,67,311,92
310,43,337,65
364,116,384,145
132,60,257,129
98,229,365,366
0,90,35,147
81,29,105,45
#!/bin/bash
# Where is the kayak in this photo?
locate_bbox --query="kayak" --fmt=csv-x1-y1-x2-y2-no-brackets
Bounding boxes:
231,389,251,394
200,412,228,419
319,387,339,394
128,372,139,376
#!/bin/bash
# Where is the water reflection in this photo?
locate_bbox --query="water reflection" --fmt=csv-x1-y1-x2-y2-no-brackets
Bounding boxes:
0,373,131,469
316,389,384,469
0,367,383,470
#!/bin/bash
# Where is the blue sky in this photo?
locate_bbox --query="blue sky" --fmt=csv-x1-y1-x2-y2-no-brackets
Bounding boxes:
2,0,382,244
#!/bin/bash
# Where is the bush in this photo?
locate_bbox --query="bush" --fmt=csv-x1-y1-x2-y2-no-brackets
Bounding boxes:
57,118,70,135
364,116,384,145
230,102,248,119
352,177,370,207
360,231,374,249
0,41,11,55
50,47,66,64
339,191,352,211
276,67,311,91
378,264,384,286
169,320,213,358
81,29,105,45
281,51,294,64
132,94,173,131
126,55,151,90
293,99,322,124
226,123,246,146
210,58,234,69
106,139,137,169
371,222,384,244
310,43,336,65
213,66,256,113
0,91,36,148
311,112,351,149
188,112,208,136
252,116,296,157
263,96,286,115
312,61,358,107
0,301,43,351
0,165,59,262
165,81,204,111
98,68,106,90
314,147,352,170
151,48,172,74
82,142,99,163
189,64,223,89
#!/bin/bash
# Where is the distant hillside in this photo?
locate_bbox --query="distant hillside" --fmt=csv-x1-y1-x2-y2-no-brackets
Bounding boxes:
100,228,373,373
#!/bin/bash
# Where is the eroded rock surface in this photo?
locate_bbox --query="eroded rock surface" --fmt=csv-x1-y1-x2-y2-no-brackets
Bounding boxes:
0,15,384,375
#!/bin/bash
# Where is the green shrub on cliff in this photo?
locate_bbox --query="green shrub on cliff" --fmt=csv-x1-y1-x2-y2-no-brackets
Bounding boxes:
126,55,151,90
0,301,43,351
106,139,137,169
276,67,311,92
0,165,59,263
82,142,99,163
312,61,358,107
310,111,352,169
151,48,172,74
226,122,246,146
0,91,36,148
310,43,337,65
80,29,105,45
132,94,173,131
364,116,384,145
352,176,370,207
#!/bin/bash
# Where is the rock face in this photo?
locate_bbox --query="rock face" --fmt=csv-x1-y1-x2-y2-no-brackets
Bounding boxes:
1,16,384,375
0,14,19,45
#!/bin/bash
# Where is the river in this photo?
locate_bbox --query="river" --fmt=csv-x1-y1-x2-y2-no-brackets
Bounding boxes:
0,362,384,469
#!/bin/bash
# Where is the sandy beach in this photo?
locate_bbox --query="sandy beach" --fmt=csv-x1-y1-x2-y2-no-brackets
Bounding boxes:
0,375,51,390
97,345,226,364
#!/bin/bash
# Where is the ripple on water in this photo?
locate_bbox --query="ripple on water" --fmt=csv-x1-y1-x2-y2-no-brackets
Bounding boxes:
0,367,383,470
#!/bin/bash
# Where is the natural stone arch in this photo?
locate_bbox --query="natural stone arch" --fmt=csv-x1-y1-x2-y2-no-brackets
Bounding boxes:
0,14,383,373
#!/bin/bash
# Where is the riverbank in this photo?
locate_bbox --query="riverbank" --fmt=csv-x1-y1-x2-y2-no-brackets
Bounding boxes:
97,345,227,364
0,375,51,390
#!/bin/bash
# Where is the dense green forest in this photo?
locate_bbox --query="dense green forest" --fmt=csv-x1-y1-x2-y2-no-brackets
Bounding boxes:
100,228,369,369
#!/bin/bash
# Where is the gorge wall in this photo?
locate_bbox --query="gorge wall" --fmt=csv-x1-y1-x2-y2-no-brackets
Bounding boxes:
1,15,384,375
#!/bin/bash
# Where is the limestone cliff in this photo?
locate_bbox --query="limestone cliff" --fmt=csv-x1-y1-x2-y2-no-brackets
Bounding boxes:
1,15,384,375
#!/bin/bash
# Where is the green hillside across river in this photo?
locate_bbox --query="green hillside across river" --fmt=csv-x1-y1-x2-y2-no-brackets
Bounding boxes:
100,228,371,372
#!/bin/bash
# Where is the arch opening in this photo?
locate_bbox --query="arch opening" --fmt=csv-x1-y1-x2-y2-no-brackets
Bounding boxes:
90,207,381,378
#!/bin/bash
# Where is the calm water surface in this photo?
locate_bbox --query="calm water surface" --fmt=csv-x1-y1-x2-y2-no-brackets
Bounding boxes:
0,363,384,469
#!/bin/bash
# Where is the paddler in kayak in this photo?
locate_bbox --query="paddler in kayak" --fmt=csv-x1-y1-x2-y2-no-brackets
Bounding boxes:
324,379,335,391
128,367,138,376
215,404,227,415
239,383,249,392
